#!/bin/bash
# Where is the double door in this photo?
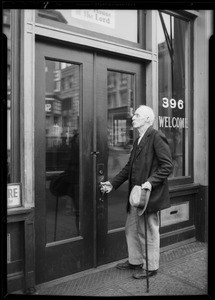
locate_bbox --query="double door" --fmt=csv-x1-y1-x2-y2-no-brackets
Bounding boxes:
35,40,145,284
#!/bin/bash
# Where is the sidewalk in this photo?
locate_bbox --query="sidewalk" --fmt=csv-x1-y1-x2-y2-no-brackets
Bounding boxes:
31,241,208,296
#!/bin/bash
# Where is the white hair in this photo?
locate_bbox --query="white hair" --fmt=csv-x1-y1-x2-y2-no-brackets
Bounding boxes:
136,105,155,125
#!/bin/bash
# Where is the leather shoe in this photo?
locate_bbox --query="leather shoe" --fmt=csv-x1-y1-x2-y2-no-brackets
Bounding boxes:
133,269,157,279
116,260,143,270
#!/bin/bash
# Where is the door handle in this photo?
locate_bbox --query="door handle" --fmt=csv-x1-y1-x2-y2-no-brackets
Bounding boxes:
97,163,105,184
97,163,105,206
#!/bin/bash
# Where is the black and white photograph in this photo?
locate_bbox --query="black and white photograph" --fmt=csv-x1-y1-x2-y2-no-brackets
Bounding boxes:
1,0,214,297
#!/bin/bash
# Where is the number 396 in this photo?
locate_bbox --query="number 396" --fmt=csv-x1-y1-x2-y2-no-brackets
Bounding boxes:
162,98,184,109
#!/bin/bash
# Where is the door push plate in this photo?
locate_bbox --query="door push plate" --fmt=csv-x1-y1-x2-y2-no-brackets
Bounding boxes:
97,163,105,218
97,163,105,208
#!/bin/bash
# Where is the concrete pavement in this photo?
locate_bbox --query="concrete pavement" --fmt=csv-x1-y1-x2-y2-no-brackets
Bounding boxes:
31,241,208,296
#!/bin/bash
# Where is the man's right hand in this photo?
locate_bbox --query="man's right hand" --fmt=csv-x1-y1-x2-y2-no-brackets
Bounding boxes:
100,181,113,193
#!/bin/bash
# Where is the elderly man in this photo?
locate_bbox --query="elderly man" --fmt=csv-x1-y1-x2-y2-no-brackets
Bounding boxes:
100,105,173,279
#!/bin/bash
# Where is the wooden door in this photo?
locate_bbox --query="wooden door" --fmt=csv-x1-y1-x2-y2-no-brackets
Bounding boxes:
35,40,94,283
35,40,145,283
96,53,145,264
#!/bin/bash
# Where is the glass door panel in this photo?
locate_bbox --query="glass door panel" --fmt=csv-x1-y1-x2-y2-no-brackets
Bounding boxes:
107,71,134,230
45,60,80,242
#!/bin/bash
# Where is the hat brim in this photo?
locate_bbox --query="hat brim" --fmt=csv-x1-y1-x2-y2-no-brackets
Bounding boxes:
129,185,151,216
137,188,150,216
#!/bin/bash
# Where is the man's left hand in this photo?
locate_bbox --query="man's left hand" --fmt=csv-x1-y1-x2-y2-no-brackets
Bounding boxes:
141,181,152,191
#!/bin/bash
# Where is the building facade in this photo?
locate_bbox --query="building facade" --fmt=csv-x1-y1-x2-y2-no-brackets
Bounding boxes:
4,9,212,294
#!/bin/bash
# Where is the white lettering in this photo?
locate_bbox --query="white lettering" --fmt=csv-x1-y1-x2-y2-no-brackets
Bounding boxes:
172,117,177,128
179,118,185,128
162,97,169,108
176,118,179,128
167,117,172,128
170,98,177,108
161,98,184,110
178,99,184,109
158,116,165,127
158,116,188,129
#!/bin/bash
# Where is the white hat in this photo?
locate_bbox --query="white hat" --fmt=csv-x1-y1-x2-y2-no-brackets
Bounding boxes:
129,185,151,216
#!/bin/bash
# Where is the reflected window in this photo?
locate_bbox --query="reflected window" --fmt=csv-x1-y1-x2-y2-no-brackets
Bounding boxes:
107,71,134,230
157,11,190,178
45,60,80,243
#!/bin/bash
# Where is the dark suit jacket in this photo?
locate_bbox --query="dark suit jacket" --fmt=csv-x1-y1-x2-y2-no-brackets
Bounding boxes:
110,126,173,213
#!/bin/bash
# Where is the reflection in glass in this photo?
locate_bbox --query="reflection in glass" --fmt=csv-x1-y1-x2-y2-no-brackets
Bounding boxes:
157,11,189,177
107,71,134,230
45,60,80,243
3,9,11,183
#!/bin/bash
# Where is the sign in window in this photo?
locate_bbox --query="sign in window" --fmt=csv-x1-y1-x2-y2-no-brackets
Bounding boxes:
7,183,21,208
157,11,190,178
37,9,138,43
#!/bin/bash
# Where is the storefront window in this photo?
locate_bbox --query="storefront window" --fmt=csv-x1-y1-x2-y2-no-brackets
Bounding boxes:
157,11,190,178
36,9,139,43
3,9,11,183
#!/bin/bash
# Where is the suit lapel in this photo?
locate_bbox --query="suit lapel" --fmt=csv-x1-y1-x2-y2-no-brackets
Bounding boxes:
135,126,154,158
130,138,139,166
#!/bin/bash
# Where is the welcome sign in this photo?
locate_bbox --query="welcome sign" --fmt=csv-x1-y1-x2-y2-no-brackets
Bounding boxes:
158,97,188,129
71,10,115,28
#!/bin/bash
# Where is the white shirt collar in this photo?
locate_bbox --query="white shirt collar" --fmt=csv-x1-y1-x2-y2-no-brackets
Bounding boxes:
138,131,146,144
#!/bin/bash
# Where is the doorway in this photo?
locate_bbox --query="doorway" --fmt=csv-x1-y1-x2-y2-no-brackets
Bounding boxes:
35,40,145,283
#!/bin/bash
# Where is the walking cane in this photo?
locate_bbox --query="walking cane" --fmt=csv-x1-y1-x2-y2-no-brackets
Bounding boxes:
144,211,149,293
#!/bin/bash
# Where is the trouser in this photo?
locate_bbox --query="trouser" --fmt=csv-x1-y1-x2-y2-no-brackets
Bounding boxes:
125,206,160,271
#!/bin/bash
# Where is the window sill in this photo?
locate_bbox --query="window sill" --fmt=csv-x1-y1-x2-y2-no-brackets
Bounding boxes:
7,207,32,216
169,183,200,197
